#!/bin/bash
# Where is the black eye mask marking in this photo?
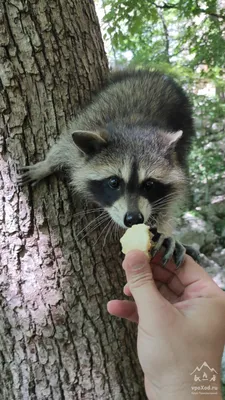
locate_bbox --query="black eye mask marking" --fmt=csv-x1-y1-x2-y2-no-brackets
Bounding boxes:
88,176,125,206
126,160,174,204
88,165,175,210
127,161,139,194
140,178,174,204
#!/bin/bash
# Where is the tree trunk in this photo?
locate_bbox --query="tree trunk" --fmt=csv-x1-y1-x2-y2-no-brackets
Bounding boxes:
0,1,145,399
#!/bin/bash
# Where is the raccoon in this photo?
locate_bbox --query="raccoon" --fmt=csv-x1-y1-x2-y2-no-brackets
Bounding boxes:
18,70,197,266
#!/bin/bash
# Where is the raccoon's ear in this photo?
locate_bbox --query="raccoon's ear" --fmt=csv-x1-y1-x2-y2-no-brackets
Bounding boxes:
72,130,108,155
166,130,183,150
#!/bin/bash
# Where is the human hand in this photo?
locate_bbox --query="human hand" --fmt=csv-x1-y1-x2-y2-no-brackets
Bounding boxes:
108,251,225,399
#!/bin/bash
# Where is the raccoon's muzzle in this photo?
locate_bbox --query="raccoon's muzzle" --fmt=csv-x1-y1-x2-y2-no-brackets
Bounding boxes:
124,211,144,227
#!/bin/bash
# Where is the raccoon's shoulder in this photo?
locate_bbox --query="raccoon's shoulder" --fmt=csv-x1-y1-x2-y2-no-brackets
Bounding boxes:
103,69,185,98
101,69,193,126
104,69,164,85
98,69,190,113
74,69,194,138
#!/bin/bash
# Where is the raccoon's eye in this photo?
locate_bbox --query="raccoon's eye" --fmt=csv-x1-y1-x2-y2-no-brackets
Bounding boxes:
143,179,156,191
108,176,120,189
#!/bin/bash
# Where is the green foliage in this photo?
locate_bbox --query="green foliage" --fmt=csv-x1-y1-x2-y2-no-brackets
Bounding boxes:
103,0,225,69
102,0,225,209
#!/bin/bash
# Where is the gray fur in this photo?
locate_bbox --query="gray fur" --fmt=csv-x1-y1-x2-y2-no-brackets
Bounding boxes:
18,70,195,234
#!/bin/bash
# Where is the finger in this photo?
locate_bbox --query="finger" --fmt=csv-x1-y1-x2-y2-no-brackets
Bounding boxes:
122,250,172,329
151,264,185,297
123,283,132,296
152,251,180,274
125,272,184,301
107,300,138,323
123,268,175,296
156,254,223,300
152,252,215,290
158,283,181,303
123,264,179,296
175,255,219,291
153,253,211,285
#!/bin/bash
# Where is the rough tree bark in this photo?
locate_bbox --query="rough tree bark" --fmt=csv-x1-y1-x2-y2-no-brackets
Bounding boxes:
0,1,146,399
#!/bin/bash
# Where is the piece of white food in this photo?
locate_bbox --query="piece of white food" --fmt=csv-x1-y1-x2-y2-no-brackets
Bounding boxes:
120,224,153,257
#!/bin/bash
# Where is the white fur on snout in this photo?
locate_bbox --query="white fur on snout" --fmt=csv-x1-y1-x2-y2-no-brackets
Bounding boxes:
138,197,152,223
105,197,128,228
105,196,152,228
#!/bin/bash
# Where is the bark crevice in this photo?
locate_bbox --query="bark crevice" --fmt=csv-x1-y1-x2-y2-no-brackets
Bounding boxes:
0,1,146,399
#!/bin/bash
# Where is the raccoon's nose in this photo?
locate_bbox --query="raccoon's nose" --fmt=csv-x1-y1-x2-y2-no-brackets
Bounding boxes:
124,212,144,227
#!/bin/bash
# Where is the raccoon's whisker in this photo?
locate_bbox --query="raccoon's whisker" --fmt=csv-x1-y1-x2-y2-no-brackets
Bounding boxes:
103,220,114,248
113,223,119,240
115,228,119,241
152,193,177,206
109,221,117,241
78,215,110,242
152,201,179,213
76,214,104,237
77,213,108,237
152,201,173,209
152,197,178,209
151,203,175,214
109,221,115,243
153,192,177,201
151,208,168,215
93,218,112,247
152,199,176,209
83,214,110,237
74,207,104,217
116,225,121,241
112,221,120,242
75,208,105,224
151,203,174,212
110,220,116,242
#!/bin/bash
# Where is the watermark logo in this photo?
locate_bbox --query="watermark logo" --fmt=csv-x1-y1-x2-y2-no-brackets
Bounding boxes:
190,362,219,395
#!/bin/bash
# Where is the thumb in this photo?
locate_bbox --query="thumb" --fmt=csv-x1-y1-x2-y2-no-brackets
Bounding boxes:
123,250,170,330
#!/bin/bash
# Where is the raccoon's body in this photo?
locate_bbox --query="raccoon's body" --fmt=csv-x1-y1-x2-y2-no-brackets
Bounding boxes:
18,70,195,235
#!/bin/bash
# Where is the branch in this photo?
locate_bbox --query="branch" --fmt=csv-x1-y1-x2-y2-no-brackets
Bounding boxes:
152,1,225,21
151,2,179,9
195,0,225,21
158,10,170,63
198,9,225,21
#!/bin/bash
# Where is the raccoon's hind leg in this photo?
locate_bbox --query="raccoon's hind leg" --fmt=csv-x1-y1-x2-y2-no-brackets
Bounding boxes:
17,137,70,187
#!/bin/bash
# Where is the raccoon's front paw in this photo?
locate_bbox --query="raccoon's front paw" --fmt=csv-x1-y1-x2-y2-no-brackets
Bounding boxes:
17,165,39,187
17,161,49,187
183,244,200,263
150,229,186,269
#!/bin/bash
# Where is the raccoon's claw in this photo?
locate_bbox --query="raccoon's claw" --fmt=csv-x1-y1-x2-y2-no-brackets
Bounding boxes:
173,240,186,269
17,176,39,187
150,230,186,269
183,244,200,263
17,167,38,187
17,162,48,187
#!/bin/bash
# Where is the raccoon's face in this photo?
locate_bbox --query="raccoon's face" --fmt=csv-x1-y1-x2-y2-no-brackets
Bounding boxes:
86,161,182,230
72,127,186,230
